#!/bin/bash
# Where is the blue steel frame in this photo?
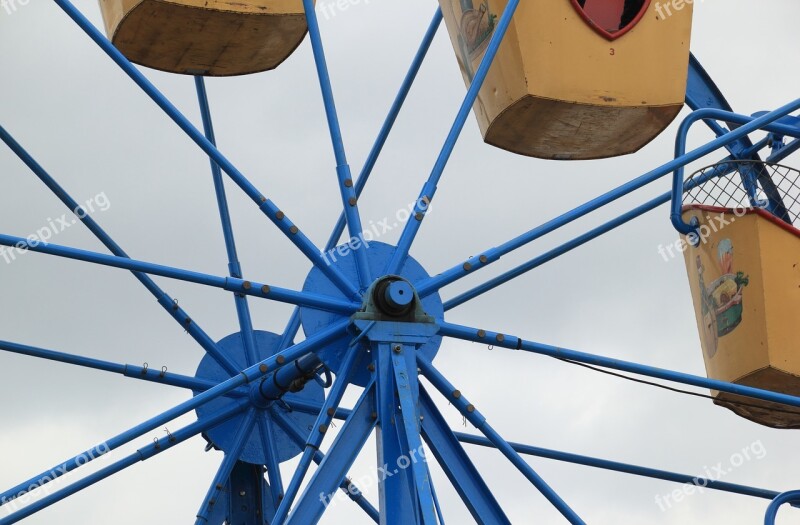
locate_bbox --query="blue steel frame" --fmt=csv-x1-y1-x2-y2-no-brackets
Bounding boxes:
0,1,798,524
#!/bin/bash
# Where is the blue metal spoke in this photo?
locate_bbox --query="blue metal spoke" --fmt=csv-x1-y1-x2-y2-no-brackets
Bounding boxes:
455,432,783,503
390,345,438,524
0,320,348,507
302,0,371,289
0,339,246,397
419,388,510,524
196,410,257,523
442,156,751,310
277,9,442,349
275,382,380,524
439,322,800,411
194,77,259,367
765,491,800,525
415,98,800,300
257,411,285,511
51,0,360,300
0,399,248,525
272,410,380,523
272,340,364,522
384,0,521,276
0,233,359,314
282,383,378,524
287,400,786,503
0,124,241,376
417,357,586,525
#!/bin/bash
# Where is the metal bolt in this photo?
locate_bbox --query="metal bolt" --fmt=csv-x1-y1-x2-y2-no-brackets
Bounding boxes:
239,491,246,497
327,408,336,417
289,226,299,235
261,285,270,294
393,345,402,354
415,212,424,221
367,363,375,372
260,196,266,203
349,197,357,206
496,334,505,343
319,424,328,434
371,411,378,420
276,356,286,365
275,211,285,220
452,390,462,399
479,255,488,264
466,404,475,413
477,329,486,338
259,364,268,373
242,281,252,290
344,179,353,187
463,262,472,271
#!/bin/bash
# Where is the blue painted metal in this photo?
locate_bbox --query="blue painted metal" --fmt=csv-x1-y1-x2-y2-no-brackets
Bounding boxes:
0,399,248,525
671,104,800,235
386,0,521,275
279,7,443,351
256,412,285,512
216,460,275,525
272,409,380,522
272,342,363,522
300,242,444,386
416,99,800,300
418,357,586,525
284,384,378,524
194,76,260,368
196,410,258,523
686,55,790,221
439,322,800,410
0,339,244,396
419,388,511,524
0,124,241,376
441,156,757,310
764,491,800,525
0,320,348,506
454,432,783,502
0,232,358,314
302,0,371,290
193,331,324,465
52,0,359,300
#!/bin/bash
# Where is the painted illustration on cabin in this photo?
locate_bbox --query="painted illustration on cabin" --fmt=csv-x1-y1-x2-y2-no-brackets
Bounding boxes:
450,1,498,80
571,0,650,40
695,239,750,358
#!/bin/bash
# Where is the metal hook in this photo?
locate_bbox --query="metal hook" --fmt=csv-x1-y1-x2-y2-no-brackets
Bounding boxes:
141,362,149,375
164,427,175,443
153,437,160,450
160,366,168,378
172,298,179,311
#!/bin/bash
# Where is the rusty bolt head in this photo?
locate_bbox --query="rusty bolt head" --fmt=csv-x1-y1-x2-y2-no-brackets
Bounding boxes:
261,285,270,294
367,363,375,372
327,407,336,417
319,424,328,434
259,364,268,373
393,345,402,354
275,211,285,220
479,255,488,264
289,226,299,235
463,262,472,272
242,281,252,290
344,179,353,187
496,334,505,343
477,329,486,338
276,356,286,365
452,390,462,399
415,212,424,221
466,404,475,413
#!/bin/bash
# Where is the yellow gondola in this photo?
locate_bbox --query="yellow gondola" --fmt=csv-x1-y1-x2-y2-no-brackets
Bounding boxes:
683,204,800,428
98,0,309,76
438,0,694,160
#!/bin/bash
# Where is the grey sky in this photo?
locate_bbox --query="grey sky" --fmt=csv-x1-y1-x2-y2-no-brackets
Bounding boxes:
1,0,799,523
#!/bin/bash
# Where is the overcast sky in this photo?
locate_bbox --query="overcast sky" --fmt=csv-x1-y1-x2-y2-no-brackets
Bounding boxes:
1,1,799,524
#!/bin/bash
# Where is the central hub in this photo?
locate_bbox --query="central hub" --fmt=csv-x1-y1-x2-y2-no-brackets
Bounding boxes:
300,242,445,386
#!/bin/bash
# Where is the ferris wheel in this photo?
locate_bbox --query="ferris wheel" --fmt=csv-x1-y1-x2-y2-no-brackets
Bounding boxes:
1,0,799,524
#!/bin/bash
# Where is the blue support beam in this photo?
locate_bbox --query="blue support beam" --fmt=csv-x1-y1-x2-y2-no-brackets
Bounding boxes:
0,232,359,314
284,384,378,524
0,124,241,376
764,491,800,525
194,77,260,368
419,388,510,524
418,357,586,525
385,0,521,275
0,319,348,507
51,0,359,300
0,399,249,525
